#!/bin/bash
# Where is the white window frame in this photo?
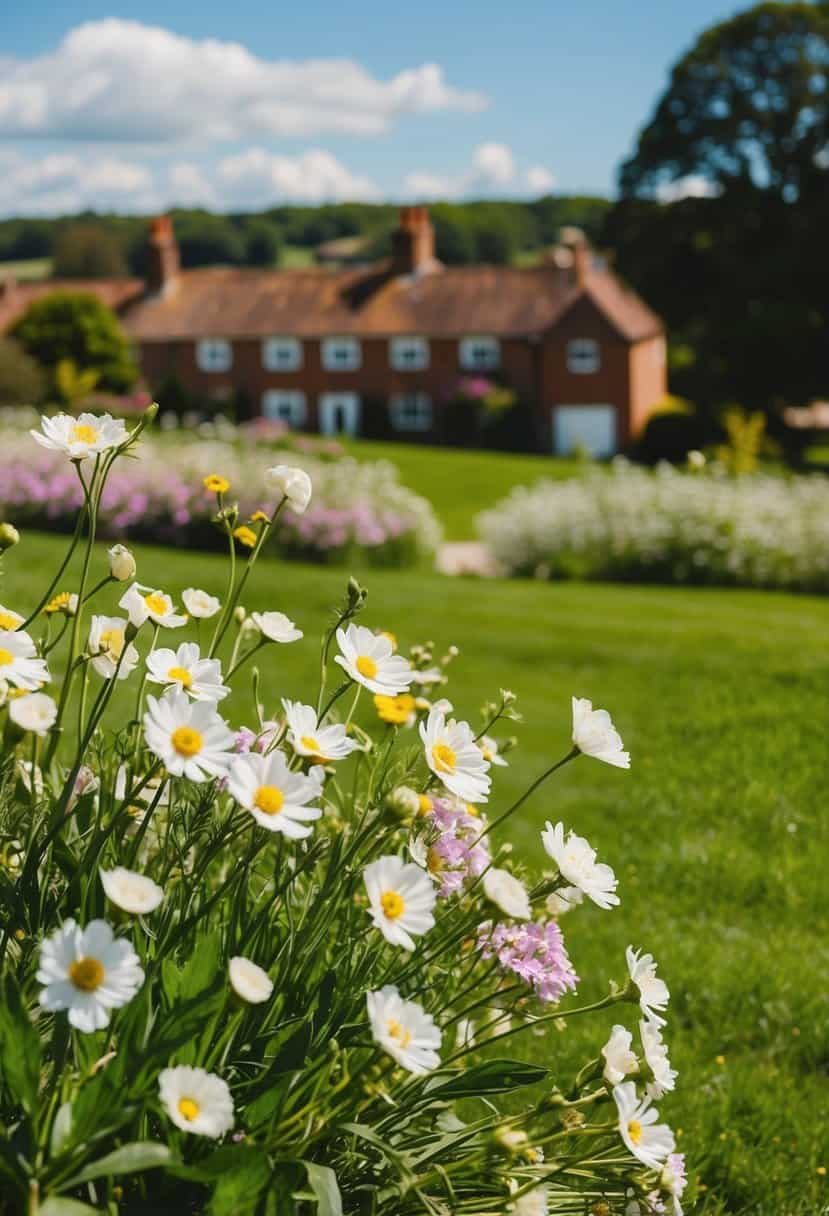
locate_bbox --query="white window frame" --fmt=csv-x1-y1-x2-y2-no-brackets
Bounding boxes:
196,338,232,373
262,336,303,372
389,392,433,432
321,336,361,371
319,392,361,436
459,335,500,371
389,335,429,371
261,390,307,428
566,338,601,374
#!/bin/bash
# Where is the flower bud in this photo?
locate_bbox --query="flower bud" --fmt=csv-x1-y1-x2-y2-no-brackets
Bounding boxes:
492,1127,528,1156
561,1109,586,1131
386,785,420,819
0,522,20,550
107,543,136,582
264,464,312,514
234,606,247,624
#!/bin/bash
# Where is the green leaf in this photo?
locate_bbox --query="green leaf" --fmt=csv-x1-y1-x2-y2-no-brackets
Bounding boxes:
207,1156,271,1216
40,1201,99,1216
68,1141,172,1184
49,1101,73,1158
303,1162,343,1216
424,1058,549,1100
179,928,222,1001
0,973,41,1115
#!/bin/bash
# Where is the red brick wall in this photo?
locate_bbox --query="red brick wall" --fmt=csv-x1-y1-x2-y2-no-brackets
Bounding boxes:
628,335,668,438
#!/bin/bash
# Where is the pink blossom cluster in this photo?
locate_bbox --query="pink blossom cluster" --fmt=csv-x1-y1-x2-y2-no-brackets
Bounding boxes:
477,919,579,1003
426,798,490,897
457,376,495,401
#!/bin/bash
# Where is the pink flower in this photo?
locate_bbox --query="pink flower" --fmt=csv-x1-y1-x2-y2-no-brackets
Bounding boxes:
477,919,579,1003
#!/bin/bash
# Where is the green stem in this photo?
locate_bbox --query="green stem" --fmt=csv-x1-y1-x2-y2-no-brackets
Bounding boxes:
19,504,88,630
473,747,579,846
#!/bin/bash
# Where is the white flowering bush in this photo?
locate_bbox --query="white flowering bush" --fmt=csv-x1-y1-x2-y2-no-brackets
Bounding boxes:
478,459,829,592
0,408,687,1215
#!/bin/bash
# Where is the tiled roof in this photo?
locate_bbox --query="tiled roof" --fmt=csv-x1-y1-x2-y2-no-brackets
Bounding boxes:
0,262,663,344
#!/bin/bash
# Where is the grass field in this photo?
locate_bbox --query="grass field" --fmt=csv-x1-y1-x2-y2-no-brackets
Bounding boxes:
341,437,580,539
0,257,53,281
3,531,827,1214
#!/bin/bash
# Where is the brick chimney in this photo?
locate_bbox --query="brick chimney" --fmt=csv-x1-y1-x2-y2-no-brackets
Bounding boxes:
146,214,180,294
391,206,436,277
560,226,591,287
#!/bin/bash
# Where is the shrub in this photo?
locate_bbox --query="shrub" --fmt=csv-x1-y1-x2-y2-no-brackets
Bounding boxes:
53,222,129,279
478,459,829,591
0,337,46,405
10,291,137,393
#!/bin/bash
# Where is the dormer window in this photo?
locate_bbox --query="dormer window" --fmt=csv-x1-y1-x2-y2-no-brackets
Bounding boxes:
262,337,302,371
390,336,429,371
459,335,500,371
196,338,232,373
321,336,361,371
566,338,601,374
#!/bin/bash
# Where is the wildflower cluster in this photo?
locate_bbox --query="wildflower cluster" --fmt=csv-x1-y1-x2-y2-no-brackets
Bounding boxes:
0,409,687,1215
479,458,829,592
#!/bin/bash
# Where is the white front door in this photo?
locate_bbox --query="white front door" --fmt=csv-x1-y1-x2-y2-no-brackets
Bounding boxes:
319,393,361,436
553,405,616,457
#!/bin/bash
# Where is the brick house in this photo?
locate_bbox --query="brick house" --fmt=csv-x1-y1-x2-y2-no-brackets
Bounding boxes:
0,208,666,456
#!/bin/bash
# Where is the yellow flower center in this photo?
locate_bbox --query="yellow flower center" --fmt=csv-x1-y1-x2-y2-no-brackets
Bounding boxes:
466,803,479,818
72,423,98,445
178,1097,200,1121
356,655,378,679
0,612,20,629
481,746,494,762
68,956,104,992
167,665,193,688
374,694,415,725
387,1018,412,1046
427,847,443,875
234,526,257,548
300,734,321,753
99,627,125,658
203,474,230,494
171,726,202,757
417,794,433,816
254,785,284,816
144,593,168,616
380,890,405,919
0,648,13,667
432,742,456,773
628,1120,643,1145
45,593,72,615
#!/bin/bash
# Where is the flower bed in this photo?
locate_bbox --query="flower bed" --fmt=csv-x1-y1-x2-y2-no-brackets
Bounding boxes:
0,407,689,1215
0,413,439,567
478,460,829,591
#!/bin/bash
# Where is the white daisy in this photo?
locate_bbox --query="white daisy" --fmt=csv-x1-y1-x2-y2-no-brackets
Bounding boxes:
99,867,164,915
88,615,139,681
143,690,235,782
182,588,221,619
227,750,322,838
545,886,584,916
0,604,23,631
510,1183,549,1216
602,1024,639,1086
613,1081,675,1170
282,699,358,762
626,947,670,1028
540,822,619,910
366,985,441,1074
363,855,436,950
250,611,303,643
107,544,136,582
158,1066,234,1138
37,918,144,1033
229,956,274,1004
478,735,508,767
9,692,57,737
419,707,491,803
660,1154,688,1216
334,624,413,696
31,412,128,461
640,1019,677,1099
411,667,444,688
119,583,187,629
482,868,532,920
145,642,229,702
0,629,49,690
571,697,630,769
264,464,312,514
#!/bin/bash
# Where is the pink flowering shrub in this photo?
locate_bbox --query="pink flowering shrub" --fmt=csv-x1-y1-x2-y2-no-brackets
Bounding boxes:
425,797,490,897
477,919,579,1004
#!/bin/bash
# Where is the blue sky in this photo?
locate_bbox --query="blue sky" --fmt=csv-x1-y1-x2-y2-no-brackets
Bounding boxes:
0,0,753,215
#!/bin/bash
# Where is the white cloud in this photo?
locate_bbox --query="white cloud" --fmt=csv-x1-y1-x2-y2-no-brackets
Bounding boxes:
654,174,720,203
0,19,486,144
0,150,158,216
402,141,550,200
526,165,556,194
215,148,379,204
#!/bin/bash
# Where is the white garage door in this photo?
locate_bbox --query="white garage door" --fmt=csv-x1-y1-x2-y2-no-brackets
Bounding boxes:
553,405,617,457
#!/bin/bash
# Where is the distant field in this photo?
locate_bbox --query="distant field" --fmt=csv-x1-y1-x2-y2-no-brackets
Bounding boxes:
341,437,581,539
278,244,317,269
0,257,53,281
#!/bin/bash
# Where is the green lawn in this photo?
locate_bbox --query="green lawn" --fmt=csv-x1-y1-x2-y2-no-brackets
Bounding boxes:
340,438,581,540
3,532,827,1214
0,257,53,281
